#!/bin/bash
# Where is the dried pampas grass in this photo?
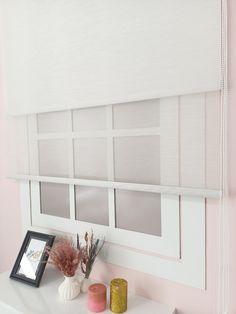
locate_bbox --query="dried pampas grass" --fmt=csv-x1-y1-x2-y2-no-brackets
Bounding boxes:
46,239,82,277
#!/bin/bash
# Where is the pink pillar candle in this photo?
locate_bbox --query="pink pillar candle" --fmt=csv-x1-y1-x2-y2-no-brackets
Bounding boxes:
88,283,107,312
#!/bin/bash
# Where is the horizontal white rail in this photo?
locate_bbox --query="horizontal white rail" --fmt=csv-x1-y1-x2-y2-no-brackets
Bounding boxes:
11,175,221,199
35,127,161,140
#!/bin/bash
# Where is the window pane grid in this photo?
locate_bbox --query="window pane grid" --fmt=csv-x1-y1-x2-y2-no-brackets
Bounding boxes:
35,105,160,183
39,181,162,235
36,103,162,235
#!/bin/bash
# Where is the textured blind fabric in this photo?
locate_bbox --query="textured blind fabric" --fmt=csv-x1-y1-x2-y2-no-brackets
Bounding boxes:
11,93,222,194
2,0,221,116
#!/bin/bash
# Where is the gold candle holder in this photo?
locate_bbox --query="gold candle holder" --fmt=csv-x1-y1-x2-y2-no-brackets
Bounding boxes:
110,278,128,313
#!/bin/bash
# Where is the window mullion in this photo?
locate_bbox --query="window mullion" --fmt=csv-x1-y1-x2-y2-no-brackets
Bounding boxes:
68,110,76,220
107,105,116,228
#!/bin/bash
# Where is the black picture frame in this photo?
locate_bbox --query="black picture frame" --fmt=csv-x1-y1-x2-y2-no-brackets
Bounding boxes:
10,230,55,287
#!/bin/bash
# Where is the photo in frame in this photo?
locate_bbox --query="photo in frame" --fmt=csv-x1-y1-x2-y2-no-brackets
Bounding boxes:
10,230,55,287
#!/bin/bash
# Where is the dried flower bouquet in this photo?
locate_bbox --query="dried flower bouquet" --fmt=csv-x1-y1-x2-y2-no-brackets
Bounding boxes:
77,231,105,279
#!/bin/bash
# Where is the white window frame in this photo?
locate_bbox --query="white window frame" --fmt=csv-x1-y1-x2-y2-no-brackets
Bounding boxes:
22,104,182,258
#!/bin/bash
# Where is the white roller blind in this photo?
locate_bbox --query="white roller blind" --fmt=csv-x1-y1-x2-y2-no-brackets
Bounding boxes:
2,0,221,116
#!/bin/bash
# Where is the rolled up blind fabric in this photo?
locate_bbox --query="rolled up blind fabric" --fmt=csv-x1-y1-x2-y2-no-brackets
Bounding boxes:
2,0,221,116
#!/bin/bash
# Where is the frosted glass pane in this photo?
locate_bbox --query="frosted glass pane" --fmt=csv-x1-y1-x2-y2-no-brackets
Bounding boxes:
115,190,161,236
37,111,70,133
38,139,69,177
74,138,107,180
113,99,159,129
40,183,70,218
75,186,109,225
73,106,106,131
114,136,160,184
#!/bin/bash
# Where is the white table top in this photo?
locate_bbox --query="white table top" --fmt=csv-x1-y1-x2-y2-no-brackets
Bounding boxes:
0,267,175,314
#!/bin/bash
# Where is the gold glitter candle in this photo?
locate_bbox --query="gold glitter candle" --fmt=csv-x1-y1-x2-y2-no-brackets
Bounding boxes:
110,278,128,313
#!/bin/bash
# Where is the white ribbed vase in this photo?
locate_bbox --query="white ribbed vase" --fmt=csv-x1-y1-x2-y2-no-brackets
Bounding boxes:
58,276,80,301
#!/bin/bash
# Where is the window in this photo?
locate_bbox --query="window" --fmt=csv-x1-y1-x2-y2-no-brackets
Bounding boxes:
27,99,181,257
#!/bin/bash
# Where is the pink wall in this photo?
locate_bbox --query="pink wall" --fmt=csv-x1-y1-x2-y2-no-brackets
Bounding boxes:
0,2,235,313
